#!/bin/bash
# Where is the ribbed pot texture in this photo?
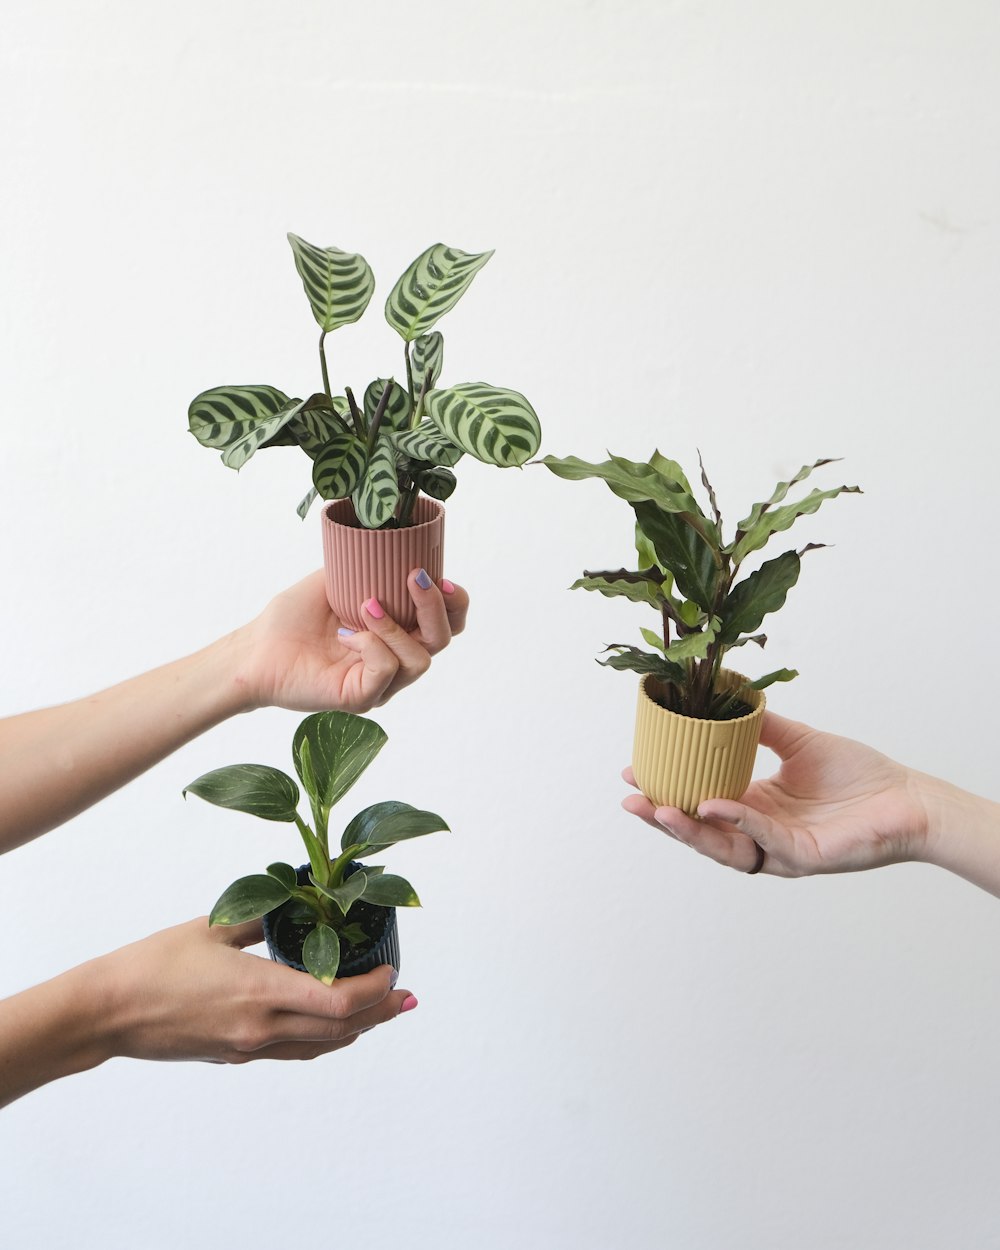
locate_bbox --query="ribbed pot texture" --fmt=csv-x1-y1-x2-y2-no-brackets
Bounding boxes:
321,496,445,632
631,670,766,815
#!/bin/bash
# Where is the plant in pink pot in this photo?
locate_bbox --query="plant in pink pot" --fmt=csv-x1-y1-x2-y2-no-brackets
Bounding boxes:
542,451,860,815
188,236,542,629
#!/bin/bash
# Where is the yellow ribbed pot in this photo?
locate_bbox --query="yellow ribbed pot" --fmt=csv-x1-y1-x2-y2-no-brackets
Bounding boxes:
631,670,766,815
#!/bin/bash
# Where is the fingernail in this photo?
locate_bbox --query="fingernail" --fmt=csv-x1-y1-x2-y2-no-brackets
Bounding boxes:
363,597,385,620
389,968,399,989
400,994,418,1013
415,568,433,590
338,627,356,637
440,579,456,595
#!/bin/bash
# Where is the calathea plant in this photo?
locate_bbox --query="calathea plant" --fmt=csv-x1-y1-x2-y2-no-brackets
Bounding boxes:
542,452,860,720
184,710,448,984
187,235,542,528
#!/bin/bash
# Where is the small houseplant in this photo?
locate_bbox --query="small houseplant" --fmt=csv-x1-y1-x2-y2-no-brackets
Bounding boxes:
542,451,860,813
184,710,448,983
188,235,542,628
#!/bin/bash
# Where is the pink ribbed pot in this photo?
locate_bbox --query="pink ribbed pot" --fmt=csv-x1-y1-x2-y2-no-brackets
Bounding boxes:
321,496,445,632
631,669,766,816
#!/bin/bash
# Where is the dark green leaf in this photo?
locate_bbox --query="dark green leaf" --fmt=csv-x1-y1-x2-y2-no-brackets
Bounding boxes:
293,712,388,814
312,870,368,917
413,466,457,500
736,459,841,536
183,765,300,822
209,875,291,926
541,454,712,531
569,570,662,607
719,551,801,644
598,646,687,685
267,862,299,890
362,873,421,908
733,485,861,564
633,500,721,611
302,923,341,984
748,668,799,690
341,801,449,852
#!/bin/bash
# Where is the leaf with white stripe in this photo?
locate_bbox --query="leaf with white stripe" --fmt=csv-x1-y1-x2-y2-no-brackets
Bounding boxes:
390,420,464,468
312,433,368,501
287,233,375,332
221,397,308,470
425,384,540,467
352,435,399,528
412,332,444,388
188,384,291,451
385,244,493,342
289,399,350,458
364,378,412,432
297,488,318,520
413,466,456,500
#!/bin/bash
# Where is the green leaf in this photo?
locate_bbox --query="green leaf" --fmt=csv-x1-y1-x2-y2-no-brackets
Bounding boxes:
385,243,493,341
302,923,341,984
188,384,292,453
221,397,308,470
297,487,318,520
209,874,291,926
364,379,412,433
661,620,718,664
598,645,687,685
352,435,400,528
267,862,299,890
287,233,375,333
312,433,368,501
640,626,666,653
732,484,861,564
736,459,841,535
425,384,541,467
391,421,464,468
289,402,350,458
719,551,801,644
635,524,660,572
340,922,368,946
748,668,799,690
633,500,721,611
413,466,457,501
412,332,444,388
312,869,368,917
292,712,388,814
362,873,421,908
541,453,704,515
183,765,300,822
569,570,662,608
341,801,449,852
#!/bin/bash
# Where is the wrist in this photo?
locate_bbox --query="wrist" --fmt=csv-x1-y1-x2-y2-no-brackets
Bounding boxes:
913,770,1000,895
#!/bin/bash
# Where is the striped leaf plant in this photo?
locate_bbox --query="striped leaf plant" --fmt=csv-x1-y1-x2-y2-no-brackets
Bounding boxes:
184,710,448,984
542,452,861,721
188,235,542,528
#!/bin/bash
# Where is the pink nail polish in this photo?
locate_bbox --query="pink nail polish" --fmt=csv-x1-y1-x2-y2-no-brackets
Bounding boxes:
400,994,418,1013
440,579,456,595
363,597,385,620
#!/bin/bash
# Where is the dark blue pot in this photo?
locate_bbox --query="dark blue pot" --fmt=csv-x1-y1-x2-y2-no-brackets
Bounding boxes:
262,863,400,979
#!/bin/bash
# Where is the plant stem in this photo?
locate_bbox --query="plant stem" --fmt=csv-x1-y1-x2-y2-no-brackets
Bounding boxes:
366,380,393,454
294,814,330,888
345,387,365,440
404,341,415,410
319,331,332,402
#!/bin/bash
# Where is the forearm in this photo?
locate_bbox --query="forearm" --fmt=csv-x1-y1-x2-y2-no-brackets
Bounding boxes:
917,772,1000,898
0,961,112,1110
0,631,256,853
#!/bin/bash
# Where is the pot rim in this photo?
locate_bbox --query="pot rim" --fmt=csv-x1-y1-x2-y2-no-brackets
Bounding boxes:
638,669,766,726
321,495,445,533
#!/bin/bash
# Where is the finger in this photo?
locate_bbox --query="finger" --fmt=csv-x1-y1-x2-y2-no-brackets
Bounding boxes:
334,626,401,705
653,804,764,872
272,988,416,1044
758,711,814,758
622,766,638,789
405,570,453,655
696,797,796,865
357,597,432,690
438,578,469,636
209,918,265,949
621,792,674,834
264,961,396,1017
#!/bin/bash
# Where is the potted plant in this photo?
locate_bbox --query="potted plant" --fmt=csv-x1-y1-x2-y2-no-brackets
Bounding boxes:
541,451,860,814
188,235,542,629
183,709,448,983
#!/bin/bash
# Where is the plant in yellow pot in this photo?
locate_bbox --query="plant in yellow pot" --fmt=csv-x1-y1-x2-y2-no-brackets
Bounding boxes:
541,452,860,814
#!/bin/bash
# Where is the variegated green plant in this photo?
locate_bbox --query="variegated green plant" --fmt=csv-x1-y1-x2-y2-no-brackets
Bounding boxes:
542,452,860,721
188,235,542,528
184,710,448,984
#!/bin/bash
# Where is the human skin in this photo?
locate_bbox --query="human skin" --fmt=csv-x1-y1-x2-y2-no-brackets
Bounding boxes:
622,711,1000,897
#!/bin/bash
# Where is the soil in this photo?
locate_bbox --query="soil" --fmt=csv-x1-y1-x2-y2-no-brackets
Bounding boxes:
272,898,390,969
647,678,754,722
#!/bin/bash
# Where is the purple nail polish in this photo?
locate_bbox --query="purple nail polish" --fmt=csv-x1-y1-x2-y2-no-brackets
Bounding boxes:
338,627,356,637
415,568,433,590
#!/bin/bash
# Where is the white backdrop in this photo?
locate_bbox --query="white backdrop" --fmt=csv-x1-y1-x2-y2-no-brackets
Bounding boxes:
3,2,1000,1247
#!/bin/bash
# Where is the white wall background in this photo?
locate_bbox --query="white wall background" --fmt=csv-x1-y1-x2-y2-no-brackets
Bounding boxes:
2,1,1000,1246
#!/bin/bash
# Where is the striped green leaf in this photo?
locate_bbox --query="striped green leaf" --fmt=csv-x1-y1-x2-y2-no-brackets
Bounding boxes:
188,384,291,451
287,233,375,333
413,466,456,500
183,764,300,822
364,378,411,432
297,487,318,520
390,420,464,468
385,244,493,341
312,433,368,501
209,874,291,926
302,924,340,984
425,384,540,467
221,397,307,470
292,711,388,813
352,435,400,528
289,401,350,458
412,332,444,388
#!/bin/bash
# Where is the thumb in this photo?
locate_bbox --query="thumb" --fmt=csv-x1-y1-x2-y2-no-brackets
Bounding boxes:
210,918,266,949
758,711,815,759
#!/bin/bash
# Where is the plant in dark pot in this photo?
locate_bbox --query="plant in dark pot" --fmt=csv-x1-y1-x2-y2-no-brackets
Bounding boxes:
541,451,860,814
188,235,542,629
184,710,448,983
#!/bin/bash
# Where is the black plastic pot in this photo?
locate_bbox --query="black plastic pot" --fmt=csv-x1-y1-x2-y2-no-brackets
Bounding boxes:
262,863,400,978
